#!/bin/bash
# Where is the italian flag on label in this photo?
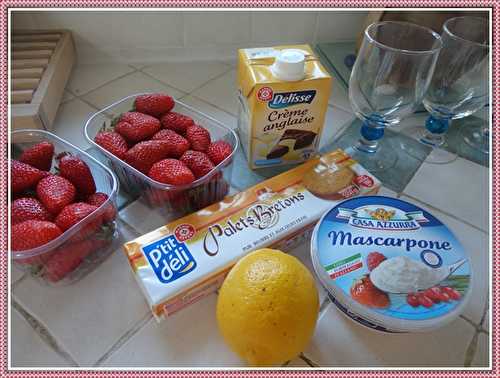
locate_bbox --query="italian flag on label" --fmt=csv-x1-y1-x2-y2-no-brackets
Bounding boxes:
324,253,363,279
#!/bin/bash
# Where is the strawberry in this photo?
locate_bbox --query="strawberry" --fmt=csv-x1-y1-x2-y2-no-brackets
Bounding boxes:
185,125,211,152
206,140,233,165
43,238,108,282
94,131,128,159
180,150,215,179
134,93,175,118
11,159,48,194
36,175,76,215
58,155,96,197
151,129,190,158
160,112,194,134
148,159,195,185
86,192,116,222
367,252,387,271
12,197,53,224
124,140,172,174
11,220,62,251
117,112,161,143
55,202,99,232
350,275,390,308
19,141,54,171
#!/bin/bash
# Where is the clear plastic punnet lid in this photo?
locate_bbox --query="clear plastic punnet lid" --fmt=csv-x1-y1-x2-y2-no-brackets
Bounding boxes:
311,196,472,333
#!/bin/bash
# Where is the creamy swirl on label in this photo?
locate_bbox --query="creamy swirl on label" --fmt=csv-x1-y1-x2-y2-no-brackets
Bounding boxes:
370,256,443,293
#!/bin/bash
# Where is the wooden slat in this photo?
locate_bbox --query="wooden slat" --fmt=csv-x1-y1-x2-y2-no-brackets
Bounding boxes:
12,78,40,90
12,68,44,79
12,90,33,104
12,58,49,69
12,50,53,59
12,42,57,51
12,33,61,42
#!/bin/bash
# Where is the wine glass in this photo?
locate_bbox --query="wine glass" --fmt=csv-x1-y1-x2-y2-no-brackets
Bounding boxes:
404,16,489,163
344,21,442,172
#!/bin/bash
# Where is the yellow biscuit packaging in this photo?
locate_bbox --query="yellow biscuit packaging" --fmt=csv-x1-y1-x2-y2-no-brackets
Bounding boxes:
237,44,332,169
123,149,380,321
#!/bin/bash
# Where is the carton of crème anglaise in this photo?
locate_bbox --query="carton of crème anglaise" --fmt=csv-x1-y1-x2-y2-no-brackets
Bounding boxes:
123,149,380,321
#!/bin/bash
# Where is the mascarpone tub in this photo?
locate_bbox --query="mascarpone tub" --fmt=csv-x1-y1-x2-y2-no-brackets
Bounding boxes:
311,196,472,333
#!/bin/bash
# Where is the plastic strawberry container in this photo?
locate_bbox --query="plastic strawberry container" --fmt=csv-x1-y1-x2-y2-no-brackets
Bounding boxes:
11,130,119,285
84,93,238,216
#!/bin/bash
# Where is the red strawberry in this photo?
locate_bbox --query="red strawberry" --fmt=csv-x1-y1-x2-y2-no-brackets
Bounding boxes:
86,192,116,222
94,131,128,159
11,159,48,194
55,202,99,231
185,125,211,152
134,93,175,118
180,150,215,179
12,197,53,224
36,175,76,215
43,238,108,282
117,112,161,143
160,112,194,134
148,159,195,185
19,141,54,171
11,220,62,251
151,129,190,158
206,140,233,165
367,252,387,271
58,155,96,197
124,140,172,174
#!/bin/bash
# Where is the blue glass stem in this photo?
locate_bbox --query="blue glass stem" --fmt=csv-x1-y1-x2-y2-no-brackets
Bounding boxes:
420,115,450,147
356,119,385,153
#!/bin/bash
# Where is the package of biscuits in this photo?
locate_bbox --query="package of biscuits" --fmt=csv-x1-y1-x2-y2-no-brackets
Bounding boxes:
123,149,380,321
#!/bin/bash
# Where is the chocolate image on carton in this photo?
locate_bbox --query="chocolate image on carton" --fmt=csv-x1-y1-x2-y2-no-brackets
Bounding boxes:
123,149,380,321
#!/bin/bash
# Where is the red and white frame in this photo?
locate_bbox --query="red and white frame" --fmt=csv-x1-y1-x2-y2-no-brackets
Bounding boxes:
2,1,497,377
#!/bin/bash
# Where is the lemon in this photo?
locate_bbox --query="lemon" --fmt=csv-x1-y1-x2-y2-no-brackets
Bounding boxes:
216,248,319,366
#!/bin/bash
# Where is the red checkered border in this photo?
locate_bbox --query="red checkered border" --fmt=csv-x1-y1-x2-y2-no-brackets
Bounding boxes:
1,0,497,377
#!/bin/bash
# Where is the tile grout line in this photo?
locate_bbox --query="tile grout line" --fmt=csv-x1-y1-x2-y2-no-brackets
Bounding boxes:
68,66,140,99
12,299,79,367
463,328,481,367
299,352,320,367
401,193,489,235
460,314,482,330
93,312,152,367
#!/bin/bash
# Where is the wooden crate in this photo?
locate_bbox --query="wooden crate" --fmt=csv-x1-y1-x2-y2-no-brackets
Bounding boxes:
11,30,76,130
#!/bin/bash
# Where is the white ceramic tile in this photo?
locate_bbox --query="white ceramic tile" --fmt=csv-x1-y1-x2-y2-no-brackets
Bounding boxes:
11,308,72,367
61,90,75,104
11,265,25,286
305,303,475,367
404,157,489,231
111,12,184,49
180,95,237,130
286,356,313,367
101,294,245,367
400,195,488,325
328,78,353,113
33,11,122,48
288,240,327,304
191,69,238,116
184,12,251,46
118,199,176,235
66,64,135,96
51,98,108,151
471,333,490,367
83,71,186,118
377,186,398,197
316,11,368,43
143,61,231,93
251,11,317,44
319,105,355,150
13,223,151,366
